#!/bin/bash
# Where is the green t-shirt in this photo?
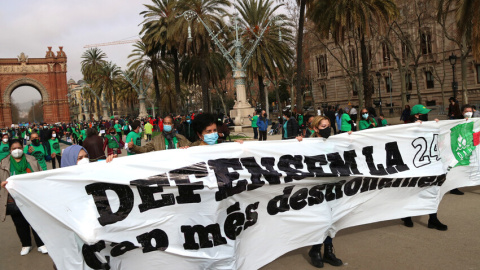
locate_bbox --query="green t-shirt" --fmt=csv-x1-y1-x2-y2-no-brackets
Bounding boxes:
381,119,388,126
0,142,10,161
106,134,120,149
49,138,61,154
114,124,122,133
341,113,352,132
359,118,377,130
126,131,141,156
251,115,259,128
24,144,47,171
80,129,86,140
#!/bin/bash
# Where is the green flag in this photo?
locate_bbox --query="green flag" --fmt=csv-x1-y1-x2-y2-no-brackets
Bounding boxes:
450,122,475,166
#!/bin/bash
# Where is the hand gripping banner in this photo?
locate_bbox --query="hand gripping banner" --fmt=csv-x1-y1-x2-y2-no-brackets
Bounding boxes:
6,120,480,270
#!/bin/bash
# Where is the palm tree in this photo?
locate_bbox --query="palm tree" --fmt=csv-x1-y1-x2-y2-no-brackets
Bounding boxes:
93,61,122,115
177,0,231,112
81,48,107,83
128,41,166,114
236,0,294,111
308,0,399,107
438,0,480,61
140,0,186,113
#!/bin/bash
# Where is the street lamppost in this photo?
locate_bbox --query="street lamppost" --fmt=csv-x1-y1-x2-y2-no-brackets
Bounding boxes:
178,10,283,128
376,72,383,115
449,53,458,99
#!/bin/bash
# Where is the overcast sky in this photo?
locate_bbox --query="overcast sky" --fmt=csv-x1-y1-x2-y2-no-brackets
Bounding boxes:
0,0,292,105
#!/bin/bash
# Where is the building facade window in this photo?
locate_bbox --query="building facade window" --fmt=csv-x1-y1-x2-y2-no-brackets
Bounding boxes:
420,31,432,55
477,65,480,84
401,41,409,63
382,43,391,66
426,71,434,88
352,82,358,96
320,83,327,99
405,73,413,90
316,54,328,77
348,47,356,68
385,75,393,93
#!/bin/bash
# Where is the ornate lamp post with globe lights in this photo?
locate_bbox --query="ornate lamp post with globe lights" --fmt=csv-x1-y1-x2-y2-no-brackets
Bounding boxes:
178,10,283,129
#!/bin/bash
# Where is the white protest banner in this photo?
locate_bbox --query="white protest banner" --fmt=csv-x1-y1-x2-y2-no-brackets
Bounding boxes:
6,119,480,270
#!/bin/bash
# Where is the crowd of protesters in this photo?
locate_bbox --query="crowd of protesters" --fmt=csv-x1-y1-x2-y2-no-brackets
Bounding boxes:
0,98,476,268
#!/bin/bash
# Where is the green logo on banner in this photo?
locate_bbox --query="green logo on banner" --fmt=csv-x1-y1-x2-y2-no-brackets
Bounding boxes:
450,122,475,166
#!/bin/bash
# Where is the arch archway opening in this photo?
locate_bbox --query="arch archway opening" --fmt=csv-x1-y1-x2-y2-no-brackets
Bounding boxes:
11,86,43,124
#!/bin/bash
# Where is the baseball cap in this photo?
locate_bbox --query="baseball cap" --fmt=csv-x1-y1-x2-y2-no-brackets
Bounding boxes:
410,104,431,115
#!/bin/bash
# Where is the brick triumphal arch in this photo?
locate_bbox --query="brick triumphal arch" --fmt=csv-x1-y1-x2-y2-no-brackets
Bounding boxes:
0,47,70,127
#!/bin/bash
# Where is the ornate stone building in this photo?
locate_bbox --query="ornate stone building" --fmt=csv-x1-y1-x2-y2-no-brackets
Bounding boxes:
308,0,480,115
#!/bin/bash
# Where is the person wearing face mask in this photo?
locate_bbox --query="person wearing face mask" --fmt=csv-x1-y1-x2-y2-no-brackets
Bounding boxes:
257,110,269,141
358,108,377,131
295,117,343,268
191,113,243,146
401,104,446,230
179,116,197,142
129,116,191,153
48,129,62,169
103,127,125,157
0,133,10,161
0,139,48,256
24,132,48,171
302,114,316,138
282,111,299,140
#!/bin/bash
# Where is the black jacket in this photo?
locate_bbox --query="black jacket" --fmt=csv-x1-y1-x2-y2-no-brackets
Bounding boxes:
282,116,299,139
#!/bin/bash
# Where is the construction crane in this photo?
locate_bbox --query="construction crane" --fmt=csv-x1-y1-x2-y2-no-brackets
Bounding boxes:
83,39,140,48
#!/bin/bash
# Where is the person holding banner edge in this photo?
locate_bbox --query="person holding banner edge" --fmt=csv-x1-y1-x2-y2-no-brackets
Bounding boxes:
296,116,343,268
0,138,48,256
401,104,447,230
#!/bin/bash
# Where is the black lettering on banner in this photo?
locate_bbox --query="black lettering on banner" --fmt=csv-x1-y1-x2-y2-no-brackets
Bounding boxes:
412,137,431,168
307,185,325,206
327,152,356,176
267,185,295,215
240,157,282,190
385,142,410,174
208,158,247,201
82,241,110,270
278,155,308,182
325,181,345,201
224,202,245,240
136,229,169,253
343,150,362,175
169,162,208,185
344,177,362,196
244,202,259,230
407,177,420,187
391,178,403,187
289,188,308,210
181,224,227,250
85,183,134,226
176,182,204,204
362,146,388,175
304,155,333,177
110,241,136,257
378,178,394,189
434,174,447,186
130,174,169,187
136,185,175,213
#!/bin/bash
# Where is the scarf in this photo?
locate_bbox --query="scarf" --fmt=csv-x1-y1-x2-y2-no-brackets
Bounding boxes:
164,131,176,150
10,155,32,176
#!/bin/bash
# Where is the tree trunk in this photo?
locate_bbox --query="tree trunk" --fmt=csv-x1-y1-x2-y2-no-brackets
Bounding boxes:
200,54,210,112
412,66,423,104
295,0,307,114
172,47,181,114
150,61,162,116
360,33,374,108
461,54,469,104
258,74,265,109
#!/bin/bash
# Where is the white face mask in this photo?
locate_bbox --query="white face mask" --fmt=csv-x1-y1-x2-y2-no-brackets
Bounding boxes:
52,134,56,138
77,158,90,165
11,149,23,158
464,112,473,118
2,138,8,143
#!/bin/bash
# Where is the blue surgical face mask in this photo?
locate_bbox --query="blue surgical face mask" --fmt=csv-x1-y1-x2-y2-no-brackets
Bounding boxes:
203,132,218,145
163,124,172,132
362,113,369,119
